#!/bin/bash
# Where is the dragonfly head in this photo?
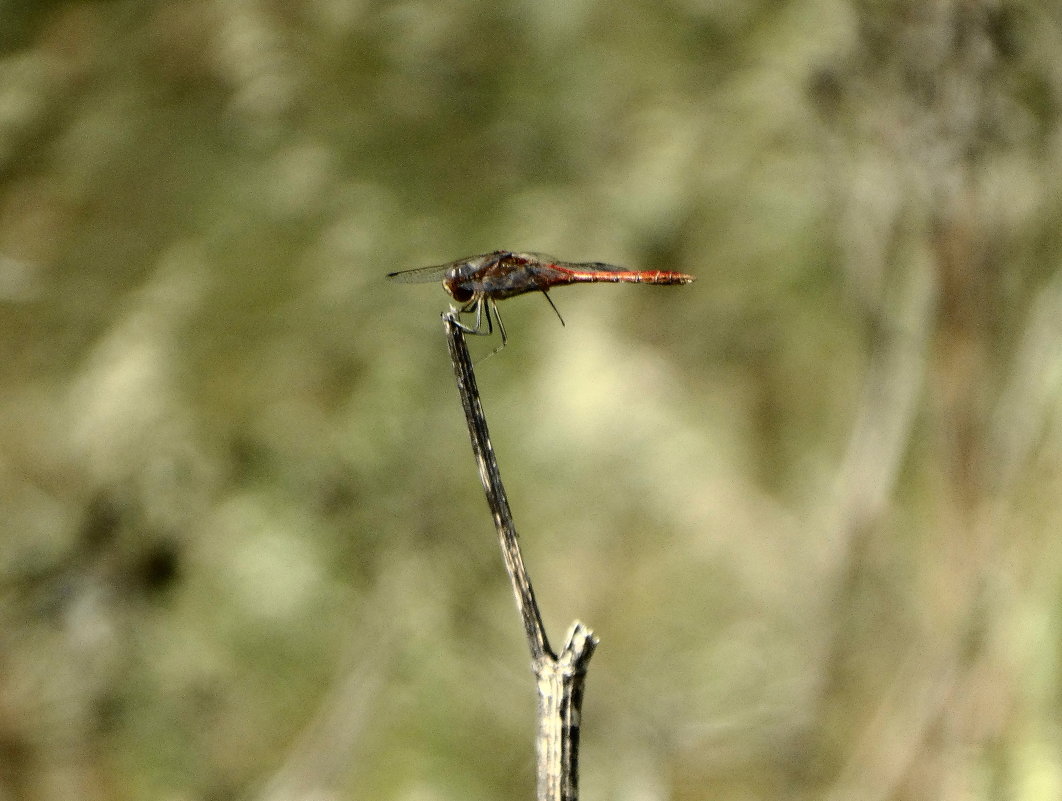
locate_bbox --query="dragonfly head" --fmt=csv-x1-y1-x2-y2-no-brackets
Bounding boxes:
443,272,474,303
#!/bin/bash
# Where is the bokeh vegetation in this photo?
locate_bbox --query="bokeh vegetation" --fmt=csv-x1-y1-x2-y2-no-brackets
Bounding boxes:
1,2,1060,800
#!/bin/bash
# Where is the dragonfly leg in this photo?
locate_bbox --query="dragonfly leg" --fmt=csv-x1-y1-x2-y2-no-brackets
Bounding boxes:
477,300,509,362
540,290,565,327
454,294,508,362
492,299,507,347
454,295,490,336
449,310,477,335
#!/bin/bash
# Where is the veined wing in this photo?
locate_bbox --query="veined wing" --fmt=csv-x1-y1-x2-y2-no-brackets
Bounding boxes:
387,251,510,285
510,253,632,274
533,255,696,285
385,262,454,284
540,257,629,273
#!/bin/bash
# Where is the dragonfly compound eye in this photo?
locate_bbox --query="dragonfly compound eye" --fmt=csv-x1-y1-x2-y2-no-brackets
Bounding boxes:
444,277,474,304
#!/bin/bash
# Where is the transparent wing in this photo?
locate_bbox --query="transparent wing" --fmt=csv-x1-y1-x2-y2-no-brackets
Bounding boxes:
385,263,453,284
529,255,696,285
513,253,628,275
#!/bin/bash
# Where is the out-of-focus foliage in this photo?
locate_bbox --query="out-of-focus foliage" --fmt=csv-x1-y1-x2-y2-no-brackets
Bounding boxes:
1,1,1060,800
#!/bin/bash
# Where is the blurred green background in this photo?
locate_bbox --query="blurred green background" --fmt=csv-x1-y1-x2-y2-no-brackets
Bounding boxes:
2,1,1061,800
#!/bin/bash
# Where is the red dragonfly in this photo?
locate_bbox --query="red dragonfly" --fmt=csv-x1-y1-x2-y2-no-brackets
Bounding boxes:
387,250,695,347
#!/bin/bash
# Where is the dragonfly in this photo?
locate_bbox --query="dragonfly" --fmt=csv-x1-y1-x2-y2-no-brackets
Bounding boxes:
387,250,695,348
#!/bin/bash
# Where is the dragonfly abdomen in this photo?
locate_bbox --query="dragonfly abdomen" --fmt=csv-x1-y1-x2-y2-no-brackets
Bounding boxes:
558,267,695,286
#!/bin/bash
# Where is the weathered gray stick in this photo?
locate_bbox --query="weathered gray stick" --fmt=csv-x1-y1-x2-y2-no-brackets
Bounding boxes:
443,312,598,801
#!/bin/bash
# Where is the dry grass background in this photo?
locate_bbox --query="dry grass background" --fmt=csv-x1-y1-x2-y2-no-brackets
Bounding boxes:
1,1,1060,800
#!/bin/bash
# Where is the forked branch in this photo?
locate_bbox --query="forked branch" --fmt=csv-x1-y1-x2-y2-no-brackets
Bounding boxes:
443,311,598,801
